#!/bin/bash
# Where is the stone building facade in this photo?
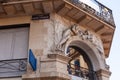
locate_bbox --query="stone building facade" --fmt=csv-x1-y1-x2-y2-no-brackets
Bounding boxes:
0,0,115,80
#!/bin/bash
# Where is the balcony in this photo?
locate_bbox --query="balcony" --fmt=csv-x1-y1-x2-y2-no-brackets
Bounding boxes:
67,64,98,80
66,0,115,27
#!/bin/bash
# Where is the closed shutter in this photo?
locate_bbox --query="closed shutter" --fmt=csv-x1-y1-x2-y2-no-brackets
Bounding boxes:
0,28,29,60
0,31,13,60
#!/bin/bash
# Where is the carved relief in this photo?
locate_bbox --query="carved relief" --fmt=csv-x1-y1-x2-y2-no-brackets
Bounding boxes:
56,24,104,54
54,20,66,51
56,24,77,51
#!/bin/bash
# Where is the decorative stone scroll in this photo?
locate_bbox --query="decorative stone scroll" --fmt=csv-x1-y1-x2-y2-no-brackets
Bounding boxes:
56,24,104,54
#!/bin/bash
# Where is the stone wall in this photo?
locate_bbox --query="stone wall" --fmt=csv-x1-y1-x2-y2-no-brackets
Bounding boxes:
0,13,110,80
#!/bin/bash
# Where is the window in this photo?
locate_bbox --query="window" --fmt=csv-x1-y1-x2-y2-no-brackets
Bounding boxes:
0,26,29,77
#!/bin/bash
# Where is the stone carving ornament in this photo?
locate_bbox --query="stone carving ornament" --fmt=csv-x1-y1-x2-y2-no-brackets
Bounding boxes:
56,24,104,54
57,24,77,51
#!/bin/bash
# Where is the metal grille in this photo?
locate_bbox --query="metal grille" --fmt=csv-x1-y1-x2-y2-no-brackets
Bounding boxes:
0,58,27,78
66,0,115,27
67,64,98,80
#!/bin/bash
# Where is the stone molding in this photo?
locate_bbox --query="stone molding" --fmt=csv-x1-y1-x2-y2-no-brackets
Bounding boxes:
96,69,111,78
40,71,71,80
47,53,71,63
22,71,70,80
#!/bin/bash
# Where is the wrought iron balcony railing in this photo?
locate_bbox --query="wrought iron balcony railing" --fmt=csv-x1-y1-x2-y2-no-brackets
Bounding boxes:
67,64,98,80
0,58,27,78
66,0,115,27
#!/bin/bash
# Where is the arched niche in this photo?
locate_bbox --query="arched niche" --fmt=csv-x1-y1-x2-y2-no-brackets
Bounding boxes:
65,36,106,71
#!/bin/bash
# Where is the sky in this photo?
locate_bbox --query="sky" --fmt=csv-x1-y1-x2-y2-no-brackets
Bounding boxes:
97,0,120,80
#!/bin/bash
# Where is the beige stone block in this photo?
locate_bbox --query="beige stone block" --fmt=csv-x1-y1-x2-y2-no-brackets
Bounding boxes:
40,62,57,72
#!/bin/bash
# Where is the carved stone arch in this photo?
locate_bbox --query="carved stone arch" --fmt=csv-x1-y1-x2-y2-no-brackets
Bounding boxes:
65,36,106,71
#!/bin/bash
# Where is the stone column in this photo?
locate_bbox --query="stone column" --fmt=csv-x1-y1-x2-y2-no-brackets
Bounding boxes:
22,52,71,80
96,69,111,80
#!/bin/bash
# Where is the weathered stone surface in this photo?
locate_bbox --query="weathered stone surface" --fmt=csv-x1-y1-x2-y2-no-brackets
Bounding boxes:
0,13,111,80
96,69,111,80
22,53,71,80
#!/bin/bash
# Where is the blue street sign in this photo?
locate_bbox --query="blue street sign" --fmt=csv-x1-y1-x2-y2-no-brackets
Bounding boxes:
29,49,37,71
